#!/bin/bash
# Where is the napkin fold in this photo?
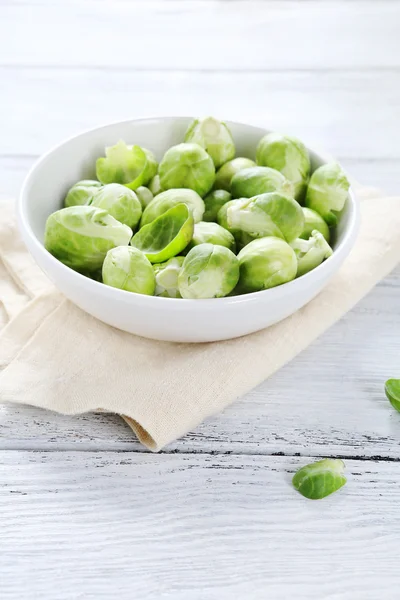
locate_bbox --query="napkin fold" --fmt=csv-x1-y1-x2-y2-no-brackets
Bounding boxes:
1,184,399,451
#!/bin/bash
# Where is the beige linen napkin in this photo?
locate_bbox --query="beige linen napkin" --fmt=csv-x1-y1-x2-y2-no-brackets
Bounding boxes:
1,184,399,451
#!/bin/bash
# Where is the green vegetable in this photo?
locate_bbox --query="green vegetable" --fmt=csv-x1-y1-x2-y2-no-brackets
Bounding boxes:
131,203,194,263
292,459,347,500
64,180,102,207
159,143,215,197
153,256,184,298
45,116,342,298
178,243,239,299
44,206,132,272
203,189,232,222
256,133,310,201
91,183,142,229
231,166,294,199
214,157,256,192
305,162,350,226
141,188,205,227
96,140,157,189
217,199,257,251
184,116,235,168
385,379,400,412
102,246,155,295
148,174,162,196
301,207,330,242
135,186,154,210
227,192,304,243
237,236,297,293
185,221,236,253
291,230,333,277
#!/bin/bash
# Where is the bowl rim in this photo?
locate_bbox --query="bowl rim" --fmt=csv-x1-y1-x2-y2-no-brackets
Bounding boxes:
18,116,360,308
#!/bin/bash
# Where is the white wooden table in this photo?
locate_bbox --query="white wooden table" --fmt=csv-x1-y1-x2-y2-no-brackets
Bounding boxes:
1,1,400,598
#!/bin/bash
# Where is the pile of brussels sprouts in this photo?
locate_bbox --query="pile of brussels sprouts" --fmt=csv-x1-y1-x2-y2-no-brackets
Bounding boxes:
45,117,350,299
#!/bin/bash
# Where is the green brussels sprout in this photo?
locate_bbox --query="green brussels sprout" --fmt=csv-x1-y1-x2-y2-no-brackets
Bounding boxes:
102,246,155,295
217,199,256,251
385,379,400,413
305,162,350,225
135,186,154,210
131,204,194,264
184,117,235,168
96,140,157,190
44,206,132,272
300,207,330,242
186,221,236,253
214,157,256,192
159,143,215,197
256,133,310,201
290,230,333,277
237,237,297,293
64,180,103,207
148,174,162,196
141,188,205,227
231,166,294,199
90,183,142,229
226,192,304,243
178,243,239,299
292,459,347,500
153,256,184,298
203,189,232,222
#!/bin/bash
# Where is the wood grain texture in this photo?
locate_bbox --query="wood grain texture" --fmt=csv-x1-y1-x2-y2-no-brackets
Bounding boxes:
2,1,400,70
2,68,399,160
1,452,400,600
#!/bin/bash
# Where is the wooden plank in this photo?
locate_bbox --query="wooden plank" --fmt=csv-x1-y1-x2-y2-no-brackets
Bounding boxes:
1,264,400,456
1,451,400,600
2,1,400,70
2,68,399,161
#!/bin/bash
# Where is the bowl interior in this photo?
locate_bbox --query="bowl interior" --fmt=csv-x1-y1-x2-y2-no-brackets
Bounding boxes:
22,117,352,254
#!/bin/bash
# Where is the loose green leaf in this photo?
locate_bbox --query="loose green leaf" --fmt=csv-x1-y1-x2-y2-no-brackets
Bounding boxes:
96,141,157,190
292,459,347,500
131,203,194,263
385,379,400,412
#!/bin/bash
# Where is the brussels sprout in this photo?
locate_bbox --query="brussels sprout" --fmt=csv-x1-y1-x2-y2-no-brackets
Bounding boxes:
184,117,235,168
178,243,239,299
153,256,184,298
305,162,350,225
64,180,102,208
256,133,310,201
131,204,193,264
291,230,333,277
91,183,142,229
135,186,154,210
227,192,304,243
385,379,400,413
148,174,162,196
237,237,297,293
301,207,330,242
186,221,236,253
141,188,205,227
96,140,157,190
231,166,294,199
292,459,347,500
203,189,232,222
102,246,155,295
214,157,256,192
159,143,215,197
44,206,132,272
217,199,256,251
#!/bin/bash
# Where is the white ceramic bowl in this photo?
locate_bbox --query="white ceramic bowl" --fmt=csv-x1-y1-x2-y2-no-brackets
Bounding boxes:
18,117,360,342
